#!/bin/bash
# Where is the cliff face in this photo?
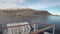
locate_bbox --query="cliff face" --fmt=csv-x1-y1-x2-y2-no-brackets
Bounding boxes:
0,9,51,16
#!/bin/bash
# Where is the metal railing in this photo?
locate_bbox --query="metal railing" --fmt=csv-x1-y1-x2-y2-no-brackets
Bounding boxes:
0,23,55,34
30,23,55,34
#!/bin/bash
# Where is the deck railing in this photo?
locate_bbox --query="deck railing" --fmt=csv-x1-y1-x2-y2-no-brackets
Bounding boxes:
30,25,55,34
0,23,55,34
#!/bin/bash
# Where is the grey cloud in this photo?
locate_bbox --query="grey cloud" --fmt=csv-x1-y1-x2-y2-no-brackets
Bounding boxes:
0,0,26,9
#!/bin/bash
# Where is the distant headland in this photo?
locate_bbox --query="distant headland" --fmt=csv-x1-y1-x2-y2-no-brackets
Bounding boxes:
0,8,51,16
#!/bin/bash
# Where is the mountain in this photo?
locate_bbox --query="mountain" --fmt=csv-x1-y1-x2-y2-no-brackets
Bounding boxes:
0,8,51,16
16,9,51,16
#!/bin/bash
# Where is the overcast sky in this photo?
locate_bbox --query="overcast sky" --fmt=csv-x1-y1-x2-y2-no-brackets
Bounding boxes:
0,0,60,15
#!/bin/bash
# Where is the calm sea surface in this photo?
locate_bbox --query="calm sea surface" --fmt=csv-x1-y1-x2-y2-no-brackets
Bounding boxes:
0,15,60,34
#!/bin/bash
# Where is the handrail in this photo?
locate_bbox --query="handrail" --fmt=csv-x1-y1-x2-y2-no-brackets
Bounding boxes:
0,24,29,28
32,23,53,26
0,23,54,28
30,25,55,34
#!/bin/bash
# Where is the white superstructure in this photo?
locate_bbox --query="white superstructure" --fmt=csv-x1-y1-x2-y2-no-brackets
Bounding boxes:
6,22,31,34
